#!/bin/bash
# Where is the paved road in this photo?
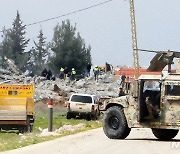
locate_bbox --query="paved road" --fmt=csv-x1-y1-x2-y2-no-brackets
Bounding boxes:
2,128,180,154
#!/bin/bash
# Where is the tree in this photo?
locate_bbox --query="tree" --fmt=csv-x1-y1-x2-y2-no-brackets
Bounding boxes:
0,27,13,68
8,11,29,71
49,20,92,74
30,29,48,75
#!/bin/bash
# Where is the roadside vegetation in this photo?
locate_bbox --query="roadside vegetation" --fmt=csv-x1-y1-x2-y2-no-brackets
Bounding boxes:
0,109,102,152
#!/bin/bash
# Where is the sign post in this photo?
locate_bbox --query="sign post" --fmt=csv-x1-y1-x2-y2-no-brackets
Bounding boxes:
48,99,53,132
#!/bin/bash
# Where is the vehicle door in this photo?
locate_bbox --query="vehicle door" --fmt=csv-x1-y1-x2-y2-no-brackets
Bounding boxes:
160,81,180,125
138,80,161,121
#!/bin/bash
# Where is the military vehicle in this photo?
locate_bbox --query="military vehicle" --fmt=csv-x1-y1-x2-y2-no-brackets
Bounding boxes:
102,51,180,140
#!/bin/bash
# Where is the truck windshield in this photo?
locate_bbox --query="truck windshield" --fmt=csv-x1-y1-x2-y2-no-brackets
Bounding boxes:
71,95,92,103
165,85,180,96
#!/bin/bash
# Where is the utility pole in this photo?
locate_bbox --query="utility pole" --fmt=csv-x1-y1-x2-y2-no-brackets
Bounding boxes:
129,0,140,79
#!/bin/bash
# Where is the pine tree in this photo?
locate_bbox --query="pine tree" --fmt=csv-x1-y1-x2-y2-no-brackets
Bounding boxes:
32,29,48,75
8,11,30,71
0,27,13,68
49,20,92,74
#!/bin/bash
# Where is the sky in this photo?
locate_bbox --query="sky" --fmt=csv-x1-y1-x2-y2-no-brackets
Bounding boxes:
1,0,180,68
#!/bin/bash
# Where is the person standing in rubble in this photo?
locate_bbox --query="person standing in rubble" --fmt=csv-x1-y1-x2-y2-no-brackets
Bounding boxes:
106,62,111,73
41,68,48,78
59,67,64,79
71,68,76,80
120,73,126,87
93,65,99,81
125,76,130,93
64,67,68,79
47,69,52,80
86,63,91,77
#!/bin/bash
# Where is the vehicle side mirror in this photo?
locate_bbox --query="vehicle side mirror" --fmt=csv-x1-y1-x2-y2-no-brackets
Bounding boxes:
132,80,139,98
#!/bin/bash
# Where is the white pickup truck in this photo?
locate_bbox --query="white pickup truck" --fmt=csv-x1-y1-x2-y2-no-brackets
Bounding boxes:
66,93,100,120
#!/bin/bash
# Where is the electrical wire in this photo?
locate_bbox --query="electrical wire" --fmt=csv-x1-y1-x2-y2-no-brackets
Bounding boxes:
0,0,114,32
26,0,113,26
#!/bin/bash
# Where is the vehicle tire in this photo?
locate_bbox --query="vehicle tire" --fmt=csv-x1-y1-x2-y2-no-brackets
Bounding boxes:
103,106,131,139
86,115,91,121
152,128,179,140
19,117,32,133
72,114,76,119
66,112,72,119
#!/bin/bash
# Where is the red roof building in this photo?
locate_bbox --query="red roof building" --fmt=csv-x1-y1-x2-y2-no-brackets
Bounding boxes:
114,67,162,81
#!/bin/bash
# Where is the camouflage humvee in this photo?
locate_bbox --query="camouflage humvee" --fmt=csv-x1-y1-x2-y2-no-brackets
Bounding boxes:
102,51,180,140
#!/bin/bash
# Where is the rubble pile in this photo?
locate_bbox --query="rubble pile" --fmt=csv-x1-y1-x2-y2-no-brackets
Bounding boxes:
0,59,120,104
33,74,119,103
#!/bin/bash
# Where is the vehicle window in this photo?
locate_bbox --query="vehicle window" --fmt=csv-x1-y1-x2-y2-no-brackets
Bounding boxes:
71,95,92,103
165,85,180,96
143,81,160,92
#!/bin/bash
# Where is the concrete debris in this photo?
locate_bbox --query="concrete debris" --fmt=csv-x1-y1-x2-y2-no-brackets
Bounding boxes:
38,123,86,137
55,123,86,134
32,74,119,103
0,59,120,103
75,80,86,88
4,56,21,75
20,135,27,140
38,127,43,132
0,68,11,75
38,128,59,137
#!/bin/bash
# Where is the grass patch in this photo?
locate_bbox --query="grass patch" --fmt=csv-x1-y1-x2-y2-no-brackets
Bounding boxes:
0,111,102,152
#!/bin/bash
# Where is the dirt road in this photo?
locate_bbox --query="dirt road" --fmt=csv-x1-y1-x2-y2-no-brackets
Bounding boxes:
2,128,180,154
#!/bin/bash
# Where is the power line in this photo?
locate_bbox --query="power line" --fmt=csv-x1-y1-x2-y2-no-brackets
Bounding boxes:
1,0,114,32
26,0,113,26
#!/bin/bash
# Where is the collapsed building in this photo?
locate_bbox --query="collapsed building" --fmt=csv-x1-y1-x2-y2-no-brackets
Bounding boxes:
0,58,120,106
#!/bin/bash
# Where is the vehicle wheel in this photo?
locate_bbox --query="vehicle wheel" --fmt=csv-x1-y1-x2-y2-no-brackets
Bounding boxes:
86,115,91,121
19,117,32,133
72,114,76,119
152,128,179,140
103,106,131,139
66,112,72,119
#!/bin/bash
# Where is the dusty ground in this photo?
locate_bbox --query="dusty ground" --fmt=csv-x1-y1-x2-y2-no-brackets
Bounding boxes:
2,128,180,154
